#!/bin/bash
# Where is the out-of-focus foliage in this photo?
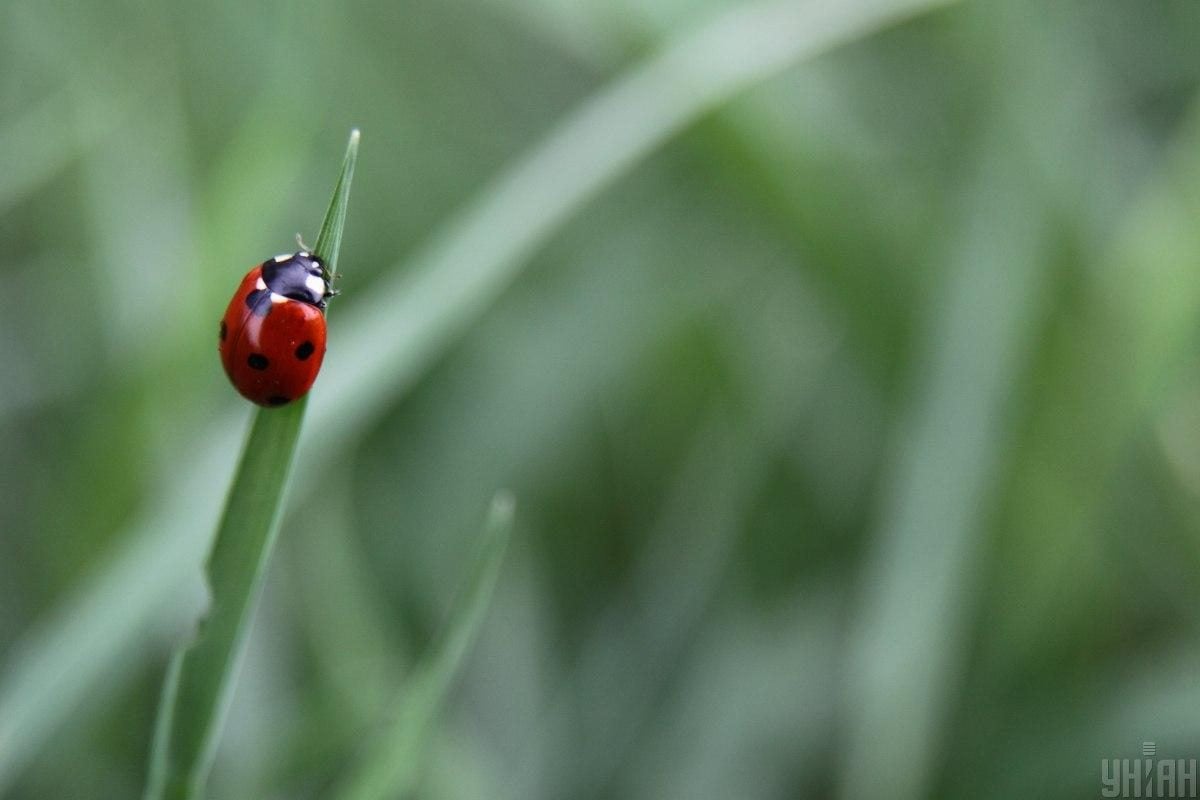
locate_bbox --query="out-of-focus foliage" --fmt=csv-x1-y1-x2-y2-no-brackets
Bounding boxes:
3,0,1200,798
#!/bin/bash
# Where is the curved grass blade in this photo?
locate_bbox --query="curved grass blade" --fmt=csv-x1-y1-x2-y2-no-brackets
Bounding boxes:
142,129,359,800
333,492,515,800
306,0,962,444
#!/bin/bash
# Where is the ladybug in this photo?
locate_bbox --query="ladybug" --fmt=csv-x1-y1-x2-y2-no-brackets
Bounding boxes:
218,250,334,407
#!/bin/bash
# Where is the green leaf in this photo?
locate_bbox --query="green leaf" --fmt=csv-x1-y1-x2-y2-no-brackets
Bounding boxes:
333,492,515,800
142,129,360,800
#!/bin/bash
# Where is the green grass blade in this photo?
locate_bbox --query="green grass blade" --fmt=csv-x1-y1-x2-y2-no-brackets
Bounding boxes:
307,0,962,443
142,402,306,800
142,129,359,800
333,492,515,800
837,147,1045,799
314,128,360,285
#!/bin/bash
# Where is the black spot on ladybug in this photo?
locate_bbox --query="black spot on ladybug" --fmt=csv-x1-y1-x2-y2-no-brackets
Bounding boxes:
266,395,290,406
247,354,269,370
295,341,314,360
219,321,227,341
245,289,271,317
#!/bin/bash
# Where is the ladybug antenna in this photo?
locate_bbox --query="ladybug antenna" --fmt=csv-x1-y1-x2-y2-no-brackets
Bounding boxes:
295,232,313,254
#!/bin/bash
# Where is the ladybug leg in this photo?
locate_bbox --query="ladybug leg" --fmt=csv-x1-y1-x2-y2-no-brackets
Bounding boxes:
295,232,314,252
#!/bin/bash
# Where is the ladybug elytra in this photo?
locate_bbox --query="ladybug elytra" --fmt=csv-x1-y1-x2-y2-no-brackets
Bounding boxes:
218,251,333,407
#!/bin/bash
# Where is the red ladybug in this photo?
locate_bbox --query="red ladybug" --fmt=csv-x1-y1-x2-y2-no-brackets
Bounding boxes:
218,251,333,406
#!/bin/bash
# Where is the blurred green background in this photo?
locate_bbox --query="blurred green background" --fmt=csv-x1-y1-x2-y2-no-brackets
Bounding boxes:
5,0,1200,797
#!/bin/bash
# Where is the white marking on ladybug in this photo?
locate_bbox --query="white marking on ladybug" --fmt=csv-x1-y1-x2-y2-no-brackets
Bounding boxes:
305,274,326,298
256,277,267,290
270,293,287,304
273,254,290,263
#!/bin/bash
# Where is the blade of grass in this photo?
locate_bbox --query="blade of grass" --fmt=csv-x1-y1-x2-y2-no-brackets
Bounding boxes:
837,144,1045,799
333,492,515,800
0,1,955,789
313,130,359,286
305,0,962,446
142,401,306,800
142,129,359,800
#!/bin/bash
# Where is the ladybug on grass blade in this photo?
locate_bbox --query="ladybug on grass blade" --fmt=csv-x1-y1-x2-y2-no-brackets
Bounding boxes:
218,250,335,407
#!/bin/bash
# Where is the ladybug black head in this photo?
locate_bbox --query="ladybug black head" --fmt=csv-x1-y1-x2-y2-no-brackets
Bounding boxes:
261,251,330,309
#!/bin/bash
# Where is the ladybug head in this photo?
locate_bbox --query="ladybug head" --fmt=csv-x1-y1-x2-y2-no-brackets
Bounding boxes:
262,251,330,309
